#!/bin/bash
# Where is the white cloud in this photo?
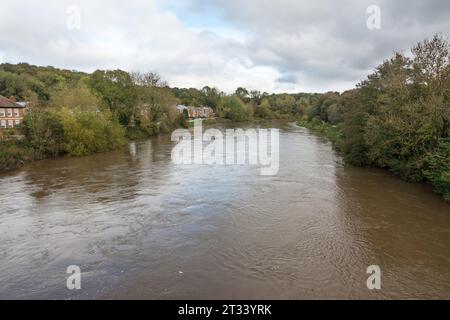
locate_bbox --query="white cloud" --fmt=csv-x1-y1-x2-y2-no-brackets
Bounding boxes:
1,0,449,93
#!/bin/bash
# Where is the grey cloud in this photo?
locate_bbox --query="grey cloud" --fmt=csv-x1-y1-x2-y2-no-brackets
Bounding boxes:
0,0,449,93
198,0,450,89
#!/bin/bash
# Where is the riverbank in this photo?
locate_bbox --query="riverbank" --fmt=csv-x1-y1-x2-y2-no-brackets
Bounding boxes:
3,116,448,204
0,138,123,174
298,120,450,203
298,119,343,148
0,118,294,173
0,140,32,172
0,126,164,174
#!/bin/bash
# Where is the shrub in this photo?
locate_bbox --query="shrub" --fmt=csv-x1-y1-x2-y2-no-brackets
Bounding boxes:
423,138,450,201
23,109,65,157
23,107,126,157
0,141,32,171
217,96,253,122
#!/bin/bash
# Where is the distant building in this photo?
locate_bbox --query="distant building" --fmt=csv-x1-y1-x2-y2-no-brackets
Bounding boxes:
177,105,214,119
0,95,28,129
176,104,189,113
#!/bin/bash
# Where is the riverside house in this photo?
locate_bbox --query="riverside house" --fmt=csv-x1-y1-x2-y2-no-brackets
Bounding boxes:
0,95,28,129
176,105,215,119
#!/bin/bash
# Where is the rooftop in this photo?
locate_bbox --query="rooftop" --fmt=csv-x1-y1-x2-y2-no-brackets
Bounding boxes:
0,95,25,108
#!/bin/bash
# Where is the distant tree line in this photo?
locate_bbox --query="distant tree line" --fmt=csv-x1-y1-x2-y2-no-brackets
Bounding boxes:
171,85,319,121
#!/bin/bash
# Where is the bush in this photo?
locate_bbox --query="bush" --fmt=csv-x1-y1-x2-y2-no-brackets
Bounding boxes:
423,138,450,201
0,141,32,172
23,109,65,157
217,96,253,122
60,108,126,156
23,107,126,157
254,98,278,119
298,119,343,149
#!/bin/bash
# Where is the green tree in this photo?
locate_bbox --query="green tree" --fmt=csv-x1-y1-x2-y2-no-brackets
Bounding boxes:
201,86,221,109
88,70,137,125
50,82,104,111
254,98,276,119
217,96,252,122
23,109,65,157
235,87,250,103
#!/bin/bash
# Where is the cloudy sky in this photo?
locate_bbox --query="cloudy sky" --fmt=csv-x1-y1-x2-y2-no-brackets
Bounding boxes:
0,0,449,93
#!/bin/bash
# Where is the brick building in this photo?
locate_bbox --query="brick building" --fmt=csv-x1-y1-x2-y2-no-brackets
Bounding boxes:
177,105,215,119
0,95,27,129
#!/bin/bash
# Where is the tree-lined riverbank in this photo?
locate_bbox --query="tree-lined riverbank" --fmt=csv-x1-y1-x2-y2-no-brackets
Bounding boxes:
297,35,450,202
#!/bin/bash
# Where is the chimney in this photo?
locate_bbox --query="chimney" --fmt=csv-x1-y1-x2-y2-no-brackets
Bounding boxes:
9,96,16,102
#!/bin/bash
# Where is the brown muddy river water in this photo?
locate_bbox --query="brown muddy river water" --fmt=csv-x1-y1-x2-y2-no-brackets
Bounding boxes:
0,121,449,299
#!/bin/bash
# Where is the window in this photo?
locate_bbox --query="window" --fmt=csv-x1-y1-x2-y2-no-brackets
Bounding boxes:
7,109,12,117
0,109,5,117
14,108,19,117
0,120,6,128
7,120,13,128
15,119,20,126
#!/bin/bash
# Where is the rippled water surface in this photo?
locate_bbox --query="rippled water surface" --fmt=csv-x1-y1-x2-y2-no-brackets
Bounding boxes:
0,121,449,299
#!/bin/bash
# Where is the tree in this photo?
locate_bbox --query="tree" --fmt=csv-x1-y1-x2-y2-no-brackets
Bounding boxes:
235,87,250,103
0,71,25,98
131,71,167,87
23,109,65,157
217,96,252,122
50,82,104,112
201,86,221,109
250,90,265,105
254,98,275,119
88,70,137,125
412,34,450,97
334,34,450,200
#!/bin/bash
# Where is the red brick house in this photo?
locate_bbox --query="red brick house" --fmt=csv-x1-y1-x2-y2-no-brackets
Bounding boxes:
0,95,28,129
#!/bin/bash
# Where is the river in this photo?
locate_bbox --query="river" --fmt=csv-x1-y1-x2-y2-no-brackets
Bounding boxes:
0,121,449,299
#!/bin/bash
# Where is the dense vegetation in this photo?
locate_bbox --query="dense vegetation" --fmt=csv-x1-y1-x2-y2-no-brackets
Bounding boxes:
298,35,450,202
0,35,448,201
0,64,185,170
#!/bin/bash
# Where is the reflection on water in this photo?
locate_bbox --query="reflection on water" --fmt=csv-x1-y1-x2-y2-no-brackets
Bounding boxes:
0,121,449,299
